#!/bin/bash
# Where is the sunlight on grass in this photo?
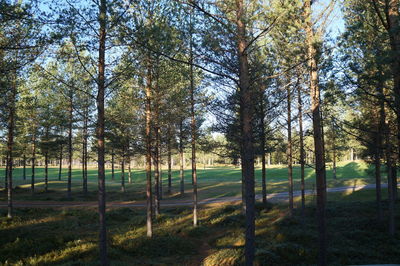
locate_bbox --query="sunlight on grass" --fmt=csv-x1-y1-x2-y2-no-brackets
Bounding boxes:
0,161,384,202
18,241,97,266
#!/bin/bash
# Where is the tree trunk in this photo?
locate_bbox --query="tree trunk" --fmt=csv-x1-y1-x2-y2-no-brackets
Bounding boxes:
189,11,198,226
287,84,293,213
167,133,172,194
259,89,267,208
385,119,395,236
45,151,48,193
128,155,132,184
374,91,383,220
158,129,163,200
179,120,185,195
297,85,306,216
23,154,26,181
236,1,255,264
332,145,337,180
58,144,62,181
97,0,108,263
154,126,160,216
386,0,400,201
305,0,327,264
4,153,8,190
145,57,153,238
111,148,115,181
67,91,73,199
121,154,125,193
6,69,17,218
31,135,36,194
83,103,88,196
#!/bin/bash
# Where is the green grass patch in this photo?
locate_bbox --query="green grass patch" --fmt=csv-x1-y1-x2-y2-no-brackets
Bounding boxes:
0,160,381,202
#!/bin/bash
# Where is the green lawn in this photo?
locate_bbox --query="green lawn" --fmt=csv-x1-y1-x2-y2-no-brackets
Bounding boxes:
0,189,399,265
0,160,378,202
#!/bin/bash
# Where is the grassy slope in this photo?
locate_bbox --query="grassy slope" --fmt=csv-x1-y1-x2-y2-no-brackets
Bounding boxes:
0,189,399,265
0,160,377,202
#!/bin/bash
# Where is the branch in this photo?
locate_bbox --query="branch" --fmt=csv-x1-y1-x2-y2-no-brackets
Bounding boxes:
370,0,389,30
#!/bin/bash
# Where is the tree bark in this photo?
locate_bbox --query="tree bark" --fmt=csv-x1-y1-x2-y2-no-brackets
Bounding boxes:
236,1,255,264
287,84,293,213
332,143,337,180
97,0,108,263
145,57,153,238
23,154,26,181
5,153,8,190
58,144,62,181
111,148,115,181
83,103,88,196
384,117,395,236
179,120,185,195
6,68,17,218
297,85,306,216
158,129,163,200
45,151,48,193
305,0,327,264
128,155,132,184
385,0,400,200
167,133,172,194
121,153,125,193
189,10,198,226
259,89,267,208
31,135,36,194
67,91,73,199
154,126,160,216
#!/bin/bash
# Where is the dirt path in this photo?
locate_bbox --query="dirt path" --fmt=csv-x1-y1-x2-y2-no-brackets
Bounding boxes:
0,184,387,208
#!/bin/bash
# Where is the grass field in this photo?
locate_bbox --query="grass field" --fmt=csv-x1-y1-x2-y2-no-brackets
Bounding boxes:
0,189,399,265
0,160,379,202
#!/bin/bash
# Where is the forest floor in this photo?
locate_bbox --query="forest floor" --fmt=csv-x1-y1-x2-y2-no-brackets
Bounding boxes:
0,189,399,265
1,160,399,264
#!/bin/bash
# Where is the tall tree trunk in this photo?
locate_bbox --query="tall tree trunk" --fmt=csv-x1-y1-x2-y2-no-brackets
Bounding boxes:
128,155,132,184
287,84,293,213
83,104,88,196
145,58,153,238
179,120,185,195
67,92,73,199
154,87,160,215
31,135,36,194
385,117,395,236
374,100,383,220
189,11,198,226
385,0,400,200
44,151,48,193
23,154,26,181
158,129,163,200
305,0,327,264
259,89,267,208
6,68,17,218
84,143,88,194
5,153,8,190
332,143,337,180
297,85,306,216
121,153,125,193
58,144,62,181
154,126,160,216
167,133,172,194
97,0,108,263
236,1,255,264
111,148,115,181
